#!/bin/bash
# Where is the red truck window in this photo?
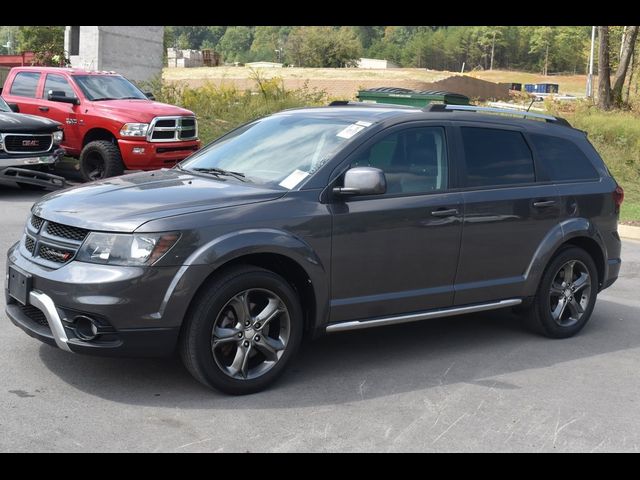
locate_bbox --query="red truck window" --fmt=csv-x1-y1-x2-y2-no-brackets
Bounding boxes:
10,72,41,98
44,74,76,99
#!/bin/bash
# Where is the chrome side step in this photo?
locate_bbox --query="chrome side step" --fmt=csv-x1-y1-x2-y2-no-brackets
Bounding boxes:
325,299,522,333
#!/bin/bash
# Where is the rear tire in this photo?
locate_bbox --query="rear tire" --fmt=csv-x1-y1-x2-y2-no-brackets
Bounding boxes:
523,247,598,338
79,140,124,182
179,265,304,395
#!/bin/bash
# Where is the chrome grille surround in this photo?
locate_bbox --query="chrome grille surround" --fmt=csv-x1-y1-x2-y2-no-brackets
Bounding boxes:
147,116,198,143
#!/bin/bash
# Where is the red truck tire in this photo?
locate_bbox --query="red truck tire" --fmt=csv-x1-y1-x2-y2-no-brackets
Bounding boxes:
79,141,125,182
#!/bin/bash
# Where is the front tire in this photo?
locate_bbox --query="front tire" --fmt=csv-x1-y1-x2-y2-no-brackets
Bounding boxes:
79,140,124,182
524,247,598,338
179,266,304,395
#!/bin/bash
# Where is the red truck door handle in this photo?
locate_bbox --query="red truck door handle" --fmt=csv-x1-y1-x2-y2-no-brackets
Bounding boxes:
38,106,49,112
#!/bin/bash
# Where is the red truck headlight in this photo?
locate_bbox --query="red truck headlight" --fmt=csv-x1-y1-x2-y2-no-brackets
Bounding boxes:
120,123,149,137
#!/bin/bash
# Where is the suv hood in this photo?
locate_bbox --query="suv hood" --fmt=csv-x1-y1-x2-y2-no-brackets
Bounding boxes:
91,99,195,123
32,169,286,232
0,111,61,133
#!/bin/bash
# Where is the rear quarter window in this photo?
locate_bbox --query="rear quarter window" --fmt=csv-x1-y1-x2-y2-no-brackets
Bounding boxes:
460,127,535,187
9,72,41,98
530,134,599,181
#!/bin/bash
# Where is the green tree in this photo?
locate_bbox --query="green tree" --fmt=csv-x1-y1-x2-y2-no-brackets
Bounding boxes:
529,26,556,75
16,26,66,66
554,26,590,73
250,26,283,62
285,27,361,67
165,26,227,50
218,26,254,63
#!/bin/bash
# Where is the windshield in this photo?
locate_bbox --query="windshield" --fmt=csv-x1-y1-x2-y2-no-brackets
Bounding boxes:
72,75,147,101
180,114,369,189
0,96,10,112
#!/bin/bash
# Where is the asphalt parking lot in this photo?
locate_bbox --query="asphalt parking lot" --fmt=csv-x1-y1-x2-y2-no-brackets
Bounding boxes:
1,184,640,452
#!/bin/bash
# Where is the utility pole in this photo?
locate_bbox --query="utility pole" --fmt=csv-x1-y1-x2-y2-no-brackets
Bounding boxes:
490,30,496,71
587,26,596,97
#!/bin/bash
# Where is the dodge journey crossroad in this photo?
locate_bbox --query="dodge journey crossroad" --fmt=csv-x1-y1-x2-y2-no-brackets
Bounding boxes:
5,103,622,394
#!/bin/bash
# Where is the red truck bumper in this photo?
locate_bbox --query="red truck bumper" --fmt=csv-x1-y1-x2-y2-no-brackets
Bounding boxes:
119,139,201,170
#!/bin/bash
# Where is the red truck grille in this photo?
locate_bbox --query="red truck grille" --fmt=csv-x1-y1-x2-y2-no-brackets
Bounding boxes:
2,134,53,154
148,116,198,142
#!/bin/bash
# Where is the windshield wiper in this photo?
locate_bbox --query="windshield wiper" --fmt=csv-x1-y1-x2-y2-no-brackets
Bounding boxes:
191,167,248,182
91,97,118,101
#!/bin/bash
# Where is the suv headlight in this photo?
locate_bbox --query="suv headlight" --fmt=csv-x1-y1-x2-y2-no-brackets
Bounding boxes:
52,130,64,145
76,232,180,266
120,123,149,137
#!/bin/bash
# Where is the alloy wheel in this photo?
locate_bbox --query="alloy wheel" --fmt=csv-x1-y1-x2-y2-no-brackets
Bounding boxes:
211,288,290,380
548,259,591,327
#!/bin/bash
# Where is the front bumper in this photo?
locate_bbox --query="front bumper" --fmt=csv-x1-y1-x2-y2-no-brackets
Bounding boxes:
0,148,64,169
119,139,201,170
0,149,67,189
5,242,211,357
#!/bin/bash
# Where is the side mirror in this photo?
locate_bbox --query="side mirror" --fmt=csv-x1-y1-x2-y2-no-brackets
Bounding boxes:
8,103,20,113
47,90,80,105
144,91,156,101
333,167,386,197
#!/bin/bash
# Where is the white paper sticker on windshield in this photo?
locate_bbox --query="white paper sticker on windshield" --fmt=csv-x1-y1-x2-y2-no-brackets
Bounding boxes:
279,169,310,190
337,123,366,139
356,120,373,127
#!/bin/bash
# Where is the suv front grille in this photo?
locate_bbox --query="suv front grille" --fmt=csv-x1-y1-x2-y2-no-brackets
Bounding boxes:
46,221,88,242
148,116,198,142
31,215,44,231
24,235,36,254
22,214,89,268
1,134,53,154
38,244,75,263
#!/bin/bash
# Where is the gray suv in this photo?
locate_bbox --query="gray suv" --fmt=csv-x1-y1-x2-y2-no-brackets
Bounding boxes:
5,103,623,394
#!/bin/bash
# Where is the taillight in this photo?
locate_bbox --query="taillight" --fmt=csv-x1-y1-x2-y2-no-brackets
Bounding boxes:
613,184,624,213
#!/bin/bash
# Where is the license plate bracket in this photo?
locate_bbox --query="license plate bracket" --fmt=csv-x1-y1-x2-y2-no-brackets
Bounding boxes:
8,266,32,305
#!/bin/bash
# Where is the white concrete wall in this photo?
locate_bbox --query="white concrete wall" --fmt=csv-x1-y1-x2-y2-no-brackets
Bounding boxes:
357,58,399,69
65,26,164,82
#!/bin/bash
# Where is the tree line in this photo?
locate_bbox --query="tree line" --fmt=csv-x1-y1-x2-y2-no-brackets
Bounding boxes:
1,25,638,109
164,26,636,75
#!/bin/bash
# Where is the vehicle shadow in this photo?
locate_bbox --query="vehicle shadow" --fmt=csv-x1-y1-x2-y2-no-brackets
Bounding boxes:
37,297,640,408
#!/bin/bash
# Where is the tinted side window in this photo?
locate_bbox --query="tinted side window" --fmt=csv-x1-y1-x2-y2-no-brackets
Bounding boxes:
9,72,41,98
44,74,76,99
461,127,535,187
530,134,599,181
351,127,448,194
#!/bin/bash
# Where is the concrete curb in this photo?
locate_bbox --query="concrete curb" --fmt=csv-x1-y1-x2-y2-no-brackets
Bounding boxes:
619,224,640,241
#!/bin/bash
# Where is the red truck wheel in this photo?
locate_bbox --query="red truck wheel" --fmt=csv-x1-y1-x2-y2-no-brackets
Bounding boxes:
79,141,125,182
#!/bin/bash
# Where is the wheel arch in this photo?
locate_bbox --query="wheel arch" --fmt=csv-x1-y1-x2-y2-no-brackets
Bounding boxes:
82,128,118,148
171,229,329,338
523,218,607,296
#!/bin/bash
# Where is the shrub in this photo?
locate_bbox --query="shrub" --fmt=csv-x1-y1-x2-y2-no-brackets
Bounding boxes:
140,71,327,143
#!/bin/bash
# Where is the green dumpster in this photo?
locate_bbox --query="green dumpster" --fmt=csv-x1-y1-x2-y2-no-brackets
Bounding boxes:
356,87,470,107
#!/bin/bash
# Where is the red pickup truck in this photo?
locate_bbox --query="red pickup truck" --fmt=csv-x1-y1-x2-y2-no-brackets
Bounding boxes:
1,67,201,181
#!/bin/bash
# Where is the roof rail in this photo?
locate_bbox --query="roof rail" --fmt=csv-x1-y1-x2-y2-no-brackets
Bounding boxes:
425,104,571,127
328,100,418,109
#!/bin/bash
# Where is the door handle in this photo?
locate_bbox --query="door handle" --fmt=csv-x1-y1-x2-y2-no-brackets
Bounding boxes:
38,106,49,112
532,200,556,208
431,208,459,217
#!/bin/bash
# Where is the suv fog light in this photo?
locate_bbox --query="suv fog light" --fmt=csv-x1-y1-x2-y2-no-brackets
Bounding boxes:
132,147,146,154
73,315,99,341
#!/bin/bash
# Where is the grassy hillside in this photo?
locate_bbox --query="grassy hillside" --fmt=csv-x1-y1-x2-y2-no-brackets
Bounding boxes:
555,105,640,222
